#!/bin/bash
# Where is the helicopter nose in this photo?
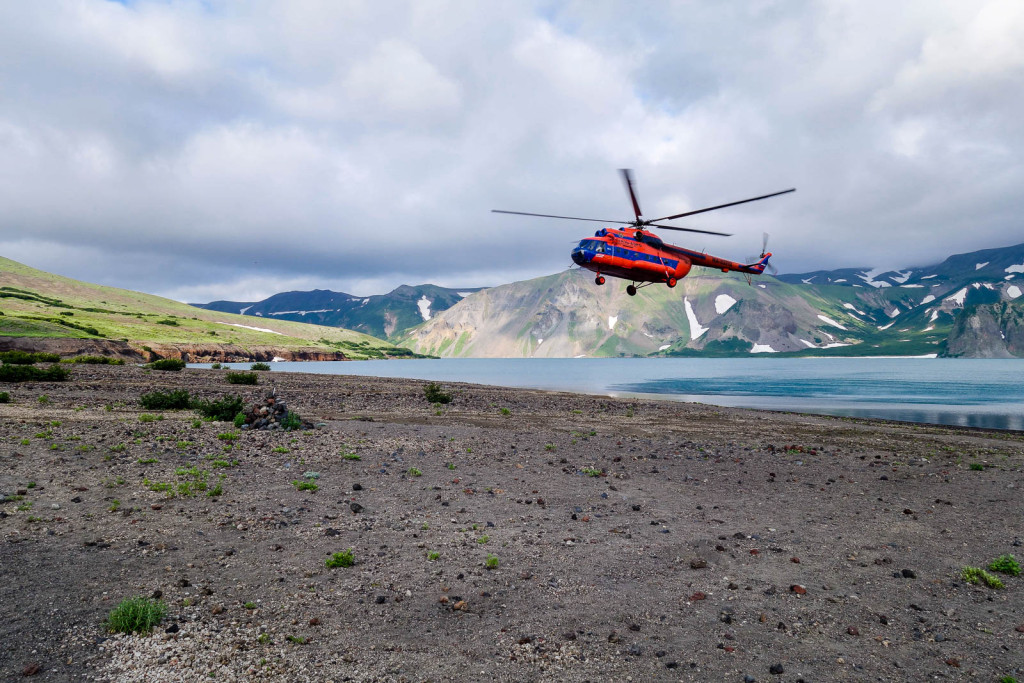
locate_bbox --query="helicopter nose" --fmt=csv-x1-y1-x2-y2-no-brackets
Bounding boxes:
571,249,585,265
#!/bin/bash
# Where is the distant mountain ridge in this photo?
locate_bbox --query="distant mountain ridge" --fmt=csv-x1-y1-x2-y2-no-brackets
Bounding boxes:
395,242,1024,358
193,284,483,340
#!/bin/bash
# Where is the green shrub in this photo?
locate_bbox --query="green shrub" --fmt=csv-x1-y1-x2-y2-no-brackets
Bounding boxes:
485,554,499,569
424,382,452,404
0,350,60,365
140,389,192,410
147,358,185,372
0,364,70,382
989,554,1021,576
0,392,9,403
226,371,258,385
250,362,271,371
138,413,162,423
155,319,179,326
233,412,245,428
326,549,355,568
427,551,440,561
69,355,124,365
292,480,318,492
210,362,222,369
281,411,302,431
969,462,984,471
106,597,167,634
407,467,422,477
191,395,244,422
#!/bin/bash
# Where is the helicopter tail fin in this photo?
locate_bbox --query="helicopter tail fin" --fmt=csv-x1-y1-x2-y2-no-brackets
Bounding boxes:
745,253,772,274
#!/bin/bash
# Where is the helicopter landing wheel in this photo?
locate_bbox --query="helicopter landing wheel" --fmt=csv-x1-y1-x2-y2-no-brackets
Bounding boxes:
626,285,637,296
666,277,677,288
595,276,605,286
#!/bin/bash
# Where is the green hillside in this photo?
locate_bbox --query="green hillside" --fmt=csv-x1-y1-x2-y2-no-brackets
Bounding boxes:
0,257,411,360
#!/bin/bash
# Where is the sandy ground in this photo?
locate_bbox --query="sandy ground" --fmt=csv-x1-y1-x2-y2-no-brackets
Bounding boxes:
0,364,1022,682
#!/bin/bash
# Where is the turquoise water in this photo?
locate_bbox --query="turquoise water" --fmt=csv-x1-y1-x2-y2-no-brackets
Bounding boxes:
193,358,1024,431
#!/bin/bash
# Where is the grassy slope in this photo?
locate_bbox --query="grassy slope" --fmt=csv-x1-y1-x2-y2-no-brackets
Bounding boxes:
0,257,404,359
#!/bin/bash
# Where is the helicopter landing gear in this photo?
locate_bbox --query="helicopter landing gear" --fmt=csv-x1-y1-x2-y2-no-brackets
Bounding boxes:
626,285,637,296
666,277,677,288
595,275,606,286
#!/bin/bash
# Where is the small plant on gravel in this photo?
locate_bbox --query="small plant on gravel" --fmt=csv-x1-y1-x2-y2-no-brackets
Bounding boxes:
988,554,1021,576
38,394,51,405
233,412,245,428
69,355,124,365
226,371,258,385
0,391,9,403
109,443,127,453
427,551,440,561
244,601,257,609
423,382,452,404
257,633,270,645
176,440,194,450
477,535,490,544
500,407,511,415
210,362,222,369
447,462,456,470
16,501,32,512
407,467,422,477
545,443,556,451
208,474,226,497
342,451,360,461
281,411,303,431
191,418,203,428
421,522,429,530
326,549,355,568
147,359,186,371
286,635,307,645
19,438,29,445
138,457,158,464
969,462,984,471
962,566,1004,589
293,480,318,492
109,499,121,512
138,413,163,423
582,467,603,477
217,432,239,441
144,479,173,495
250,362,271,371
140,389,192,410
106,596,167,634
272,446,289,454
485,554,499,569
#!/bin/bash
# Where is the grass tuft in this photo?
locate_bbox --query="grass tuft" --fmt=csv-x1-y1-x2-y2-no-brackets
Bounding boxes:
326,549,355,568
106,597,167,634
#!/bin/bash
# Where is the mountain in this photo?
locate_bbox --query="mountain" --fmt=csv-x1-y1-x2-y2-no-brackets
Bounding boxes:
0,257,414,362
396,242,1024,358
193,284,482,340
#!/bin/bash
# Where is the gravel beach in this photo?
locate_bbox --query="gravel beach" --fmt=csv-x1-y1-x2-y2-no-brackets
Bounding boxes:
1,364,1022,682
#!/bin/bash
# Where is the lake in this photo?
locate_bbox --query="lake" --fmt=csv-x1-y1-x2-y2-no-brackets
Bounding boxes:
193,358,1024,431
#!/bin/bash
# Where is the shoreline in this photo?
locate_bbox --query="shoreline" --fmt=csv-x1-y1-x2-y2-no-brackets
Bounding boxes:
1,364,1022,681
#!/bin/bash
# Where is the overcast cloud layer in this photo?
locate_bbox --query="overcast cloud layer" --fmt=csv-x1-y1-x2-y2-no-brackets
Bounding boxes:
1,0,1022,302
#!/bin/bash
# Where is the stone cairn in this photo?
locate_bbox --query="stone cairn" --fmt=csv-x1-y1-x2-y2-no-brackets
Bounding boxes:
240,389,307,431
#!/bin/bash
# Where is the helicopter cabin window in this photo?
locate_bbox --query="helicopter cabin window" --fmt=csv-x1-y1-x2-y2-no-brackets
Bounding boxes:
580,240,605,253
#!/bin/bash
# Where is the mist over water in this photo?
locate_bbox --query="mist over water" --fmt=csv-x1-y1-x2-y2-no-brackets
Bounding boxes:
195,358,1024,431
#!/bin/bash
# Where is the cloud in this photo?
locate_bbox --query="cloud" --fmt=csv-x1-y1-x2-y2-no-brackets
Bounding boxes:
0,0,1022,301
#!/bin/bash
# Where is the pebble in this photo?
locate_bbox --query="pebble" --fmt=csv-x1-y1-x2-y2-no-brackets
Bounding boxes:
769,663,784,674
690,558,708,569
790,584,807,595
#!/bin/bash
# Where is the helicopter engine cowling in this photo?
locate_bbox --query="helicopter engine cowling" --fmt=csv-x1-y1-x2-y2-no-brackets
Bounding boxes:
673,257,692,280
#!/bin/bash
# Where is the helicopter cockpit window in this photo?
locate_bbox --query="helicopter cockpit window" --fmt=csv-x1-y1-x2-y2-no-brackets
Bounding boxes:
579,240,605,253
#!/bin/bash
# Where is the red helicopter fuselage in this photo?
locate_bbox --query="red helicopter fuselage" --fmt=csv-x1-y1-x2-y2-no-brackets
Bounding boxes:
571,226,771,289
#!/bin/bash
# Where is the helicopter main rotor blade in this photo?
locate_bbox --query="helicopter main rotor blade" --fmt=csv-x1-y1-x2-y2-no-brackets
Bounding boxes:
619,168,643,222
646,223,731,236
647,188,795,223
491,209,629,225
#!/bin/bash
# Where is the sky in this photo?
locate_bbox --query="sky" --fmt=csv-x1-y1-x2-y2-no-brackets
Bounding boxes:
1,0,1022,303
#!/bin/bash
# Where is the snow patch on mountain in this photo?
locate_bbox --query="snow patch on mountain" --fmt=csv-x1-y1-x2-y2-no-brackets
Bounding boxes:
217,323,283,335
608,316,617,331
1005,263,1024,274
920,295,935,305
239,305,252,315
1008,285,1022,299
750,344,776,353
715,294,737,314
417,296,432,321
817,314,847,330
976,262,989,270
946,288,968,306
684,298,708,340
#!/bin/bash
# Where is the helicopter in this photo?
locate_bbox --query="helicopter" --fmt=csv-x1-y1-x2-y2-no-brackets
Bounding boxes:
493,170,795,296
